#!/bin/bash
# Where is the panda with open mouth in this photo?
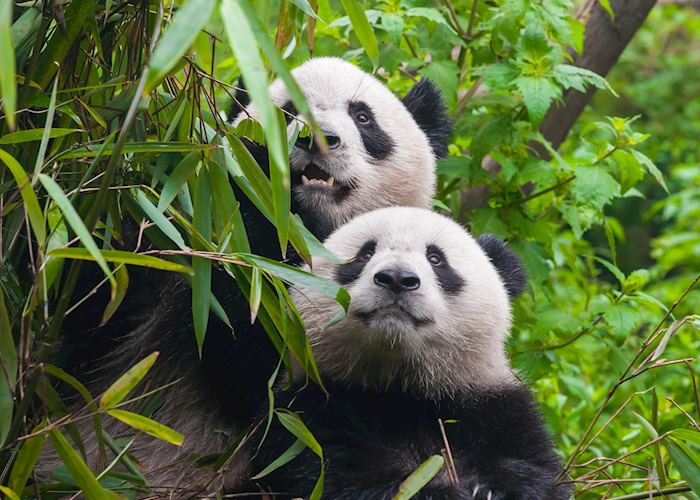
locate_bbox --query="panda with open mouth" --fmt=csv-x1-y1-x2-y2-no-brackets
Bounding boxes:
47,58,452,493
246,207,570,500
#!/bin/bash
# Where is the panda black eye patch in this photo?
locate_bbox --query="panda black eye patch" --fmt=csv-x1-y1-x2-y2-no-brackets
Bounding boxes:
426,244,464,295
348,101,394,161
281,100,299,124
335,240,376,285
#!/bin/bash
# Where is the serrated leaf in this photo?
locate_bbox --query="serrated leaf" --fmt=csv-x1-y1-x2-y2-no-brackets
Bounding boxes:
630,149,668,193
405,7,456,35
99,352,159,410
572,166,620,210
515,76,561,124
393,455,444,500
106,409,184,446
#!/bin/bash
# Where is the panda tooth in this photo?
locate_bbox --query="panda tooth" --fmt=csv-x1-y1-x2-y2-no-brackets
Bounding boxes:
302,175,309,185
327,176,335,186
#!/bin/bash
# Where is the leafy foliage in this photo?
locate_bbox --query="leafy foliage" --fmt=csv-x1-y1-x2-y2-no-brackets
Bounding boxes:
0,0,698,498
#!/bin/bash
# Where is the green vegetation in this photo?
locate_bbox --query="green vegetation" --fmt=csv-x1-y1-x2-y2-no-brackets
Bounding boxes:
0,0,698,497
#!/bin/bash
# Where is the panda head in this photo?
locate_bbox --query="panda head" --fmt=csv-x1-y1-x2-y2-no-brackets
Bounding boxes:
291,207,527,399
230,58,451,236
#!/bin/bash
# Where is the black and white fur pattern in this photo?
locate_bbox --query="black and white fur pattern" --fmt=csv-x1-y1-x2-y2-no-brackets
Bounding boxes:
44,59,451,494
246,207,567,499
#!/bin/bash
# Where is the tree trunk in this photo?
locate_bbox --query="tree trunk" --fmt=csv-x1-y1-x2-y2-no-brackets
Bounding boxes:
539,0,658,150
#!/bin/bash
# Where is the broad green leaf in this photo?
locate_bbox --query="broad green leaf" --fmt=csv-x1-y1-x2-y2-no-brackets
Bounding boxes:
99,352,159,410
48,429,119,499
631,149,668,193
48,247,193,274
0,128,82,144
143,0,216,94
0,148,46,245
393,455,445,499
405,7,456,35
0,290,17,447
599,0,614,19
192,166,212,355
0,0,16,130
514,76,561,124
339,0,379,68
158,151,201,211
39,174,116,292
276,409,324,500
9,429,47,493
666,438,700,494
106,409,184,446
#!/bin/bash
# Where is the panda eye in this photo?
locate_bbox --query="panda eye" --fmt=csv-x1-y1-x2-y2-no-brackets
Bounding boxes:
356,112,371,125
359,249,374,261
427,253,443,266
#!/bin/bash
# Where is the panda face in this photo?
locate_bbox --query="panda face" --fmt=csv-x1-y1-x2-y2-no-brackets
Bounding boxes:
291,207,520,398
232,58,441,233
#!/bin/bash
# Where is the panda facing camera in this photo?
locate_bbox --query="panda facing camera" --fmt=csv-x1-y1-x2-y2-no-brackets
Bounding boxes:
248,207,569,499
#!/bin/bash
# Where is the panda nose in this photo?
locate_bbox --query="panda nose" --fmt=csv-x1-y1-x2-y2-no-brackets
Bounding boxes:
295,130,341,153
374,269,421,293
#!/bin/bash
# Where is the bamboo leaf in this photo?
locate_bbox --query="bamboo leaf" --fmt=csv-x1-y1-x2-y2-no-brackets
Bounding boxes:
666,438,700,494
101,263,128,325
0,290,17,447
249,266,262,323
57,142,217,160
9,428,47,493
0,0,16,130
0,148,46,245
134,189,190,250
192,166,212,355
33,75,59,176
276,409,324,499
143,0,216,94
106,409,184,446
393,455,445,499
252,438,306,479
158,151,201,211
48,429,119,499
0,128,82,144
99,352,159,410
48,247,193,274
339,0,379,68
0,486,21,500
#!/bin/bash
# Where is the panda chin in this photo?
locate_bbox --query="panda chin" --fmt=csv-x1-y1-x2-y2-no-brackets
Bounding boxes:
356,304,430,345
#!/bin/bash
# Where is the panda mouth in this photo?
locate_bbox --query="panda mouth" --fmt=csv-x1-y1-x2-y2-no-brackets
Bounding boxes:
358,304,432,327
297,163,353,198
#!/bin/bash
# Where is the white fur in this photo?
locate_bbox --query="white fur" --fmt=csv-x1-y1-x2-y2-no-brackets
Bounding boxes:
292,207,516,399
234,57,437,226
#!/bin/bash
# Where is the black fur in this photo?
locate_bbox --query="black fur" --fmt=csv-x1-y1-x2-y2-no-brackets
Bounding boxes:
402,79,452,159
335,241,376,285
228,79,251,123
427,244,464,295
348,101,395,161
243,382,570,499
476,235,527,297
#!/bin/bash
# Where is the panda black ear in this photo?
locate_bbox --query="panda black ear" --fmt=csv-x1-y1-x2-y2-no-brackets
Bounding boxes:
228,78,250,123
401,79,452,159
476,234,527,298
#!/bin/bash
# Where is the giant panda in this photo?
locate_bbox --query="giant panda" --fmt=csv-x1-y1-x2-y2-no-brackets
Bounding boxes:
245,206,569,500
45,58,451,494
